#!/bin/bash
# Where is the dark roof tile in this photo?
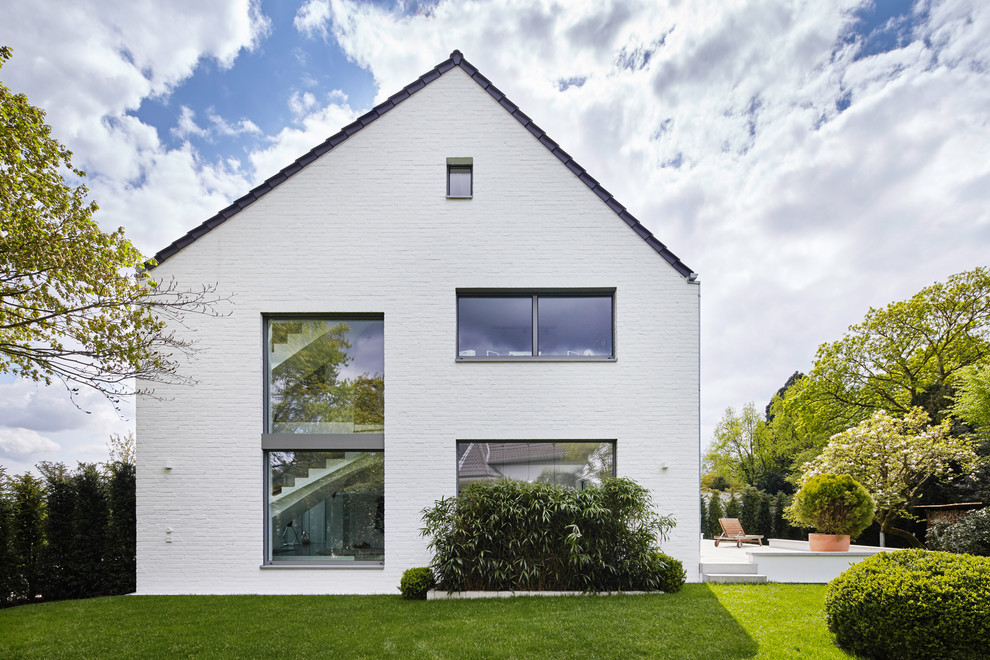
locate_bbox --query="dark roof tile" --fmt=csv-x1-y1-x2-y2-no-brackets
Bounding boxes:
149,50,694,277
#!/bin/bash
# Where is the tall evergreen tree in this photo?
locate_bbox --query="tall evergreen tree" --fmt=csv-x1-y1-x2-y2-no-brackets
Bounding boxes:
105,461,136,595
705,494,724,539
38,462,74,600
70,464,109,597
10,473,45,601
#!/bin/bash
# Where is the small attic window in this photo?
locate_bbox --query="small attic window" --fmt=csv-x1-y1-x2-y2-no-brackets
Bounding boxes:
447,157,473,198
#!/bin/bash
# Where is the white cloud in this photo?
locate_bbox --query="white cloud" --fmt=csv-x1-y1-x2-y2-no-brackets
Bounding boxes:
296,0,333,39
249,96,358,181
318,0,990,445
0,428,60,459
3,0,989,462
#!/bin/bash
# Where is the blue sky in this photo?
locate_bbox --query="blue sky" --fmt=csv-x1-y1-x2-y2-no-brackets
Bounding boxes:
2,0,989,474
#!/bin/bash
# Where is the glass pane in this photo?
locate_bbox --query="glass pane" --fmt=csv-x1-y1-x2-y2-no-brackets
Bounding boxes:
448,167,472,196
458,297,533,357
456,441,614,492
268,318,384,433
268,451,384,563
537,296,613,356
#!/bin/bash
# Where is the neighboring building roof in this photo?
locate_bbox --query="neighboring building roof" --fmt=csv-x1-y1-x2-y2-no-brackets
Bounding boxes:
149,51,694,278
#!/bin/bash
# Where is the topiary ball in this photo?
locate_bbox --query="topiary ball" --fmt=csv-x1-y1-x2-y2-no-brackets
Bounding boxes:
787,473,874,538
825,549,990,659
399,567,436,600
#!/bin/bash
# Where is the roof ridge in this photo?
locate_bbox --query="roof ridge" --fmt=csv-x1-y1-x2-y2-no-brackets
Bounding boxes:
148,50,694,278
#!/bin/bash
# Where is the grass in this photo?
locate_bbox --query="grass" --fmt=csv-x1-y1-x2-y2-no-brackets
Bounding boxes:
0,584,851,659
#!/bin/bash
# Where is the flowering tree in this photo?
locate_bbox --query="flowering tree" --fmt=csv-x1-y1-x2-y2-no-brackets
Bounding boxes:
799,408,981,547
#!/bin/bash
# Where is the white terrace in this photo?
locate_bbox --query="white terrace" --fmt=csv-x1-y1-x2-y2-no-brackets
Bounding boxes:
699,539,894,584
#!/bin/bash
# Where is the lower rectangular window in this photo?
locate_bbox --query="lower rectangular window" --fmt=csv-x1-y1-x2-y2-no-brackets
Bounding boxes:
266,450,384,564
455,441,615,493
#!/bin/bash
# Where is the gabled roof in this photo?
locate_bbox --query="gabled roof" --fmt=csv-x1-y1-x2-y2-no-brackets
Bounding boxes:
150,51,694,278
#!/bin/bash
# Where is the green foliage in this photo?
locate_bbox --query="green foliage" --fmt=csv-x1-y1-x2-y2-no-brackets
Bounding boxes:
724,494,741,520
799,408,981,546
398,567,436,600
927,508,990,556
786,474,873,538
654,552,686,593
793,267,990,430
37,461,74,600
0,47,223,405
1,456,136,606
739,486,762,536
0,468,15,606
9,472,45,602
105,461,136,595
421,478,677,592
704,493,724,539
825,549,990,659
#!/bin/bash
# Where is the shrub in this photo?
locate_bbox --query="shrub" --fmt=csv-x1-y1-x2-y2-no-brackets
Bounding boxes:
399,567,436,600
705,493,723,539
927,507,990,556
655,552,685,593
825,549,990,659
786,474,873,538
421,478,677,592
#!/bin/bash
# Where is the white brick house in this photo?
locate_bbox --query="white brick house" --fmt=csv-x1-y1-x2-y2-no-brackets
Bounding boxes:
136,51,701,594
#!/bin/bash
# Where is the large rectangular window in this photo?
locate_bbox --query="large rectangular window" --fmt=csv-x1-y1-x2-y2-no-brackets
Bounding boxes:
264,316,384,566
267,450,384,564
267,317,384,434
457,291,614,359
456,441,615,493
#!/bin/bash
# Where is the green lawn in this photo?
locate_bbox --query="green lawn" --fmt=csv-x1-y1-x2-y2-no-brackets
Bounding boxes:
0,584,851,659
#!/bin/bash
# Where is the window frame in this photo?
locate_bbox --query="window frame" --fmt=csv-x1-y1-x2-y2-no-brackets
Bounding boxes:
455,288,616,361
261,313,385,568
446,157,473,198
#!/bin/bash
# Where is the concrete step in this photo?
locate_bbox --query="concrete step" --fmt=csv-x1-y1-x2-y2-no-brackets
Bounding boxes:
702,573,767,584
700,562,758,574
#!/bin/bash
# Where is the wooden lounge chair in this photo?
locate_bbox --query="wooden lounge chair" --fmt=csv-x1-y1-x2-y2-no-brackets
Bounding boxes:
714,518,764,548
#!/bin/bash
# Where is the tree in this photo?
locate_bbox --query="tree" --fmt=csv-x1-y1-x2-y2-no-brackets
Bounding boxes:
10,472,45,600
0,47,223,407
705,402,793,492
950,365,990,438
798,408,981,547
705,493,724,539
792,268,990,431
37,461,74,600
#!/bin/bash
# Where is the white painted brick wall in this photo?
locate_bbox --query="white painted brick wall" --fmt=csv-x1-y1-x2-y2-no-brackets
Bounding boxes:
135,67,701,594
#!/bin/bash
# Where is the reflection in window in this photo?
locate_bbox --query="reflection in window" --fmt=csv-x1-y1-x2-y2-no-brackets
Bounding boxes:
267,318,384,434
538,296,613,356
456,441,614,492
268,451,384,563
457,297,532,357
456,293,613,358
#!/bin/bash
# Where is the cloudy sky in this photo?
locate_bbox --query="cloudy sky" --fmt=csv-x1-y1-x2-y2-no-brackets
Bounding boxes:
2,0,989,475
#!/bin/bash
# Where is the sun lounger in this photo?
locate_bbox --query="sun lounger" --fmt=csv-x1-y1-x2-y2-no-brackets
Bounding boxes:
714,518,764,548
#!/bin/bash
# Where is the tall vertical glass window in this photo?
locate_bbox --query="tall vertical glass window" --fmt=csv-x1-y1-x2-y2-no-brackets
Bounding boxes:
264,316,385,566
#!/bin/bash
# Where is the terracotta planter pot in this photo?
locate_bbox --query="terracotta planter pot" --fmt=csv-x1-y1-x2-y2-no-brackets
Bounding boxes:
808,533,851,552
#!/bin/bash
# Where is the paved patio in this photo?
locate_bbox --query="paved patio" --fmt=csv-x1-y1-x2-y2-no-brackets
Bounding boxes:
699,538,893,583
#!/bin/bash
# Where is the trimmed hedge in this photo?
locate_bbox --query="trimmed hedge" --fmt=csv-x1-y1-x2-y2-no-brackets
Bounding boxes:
654,552,685,593
825,549,990,659
399,567,436,600
421,478,679,593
